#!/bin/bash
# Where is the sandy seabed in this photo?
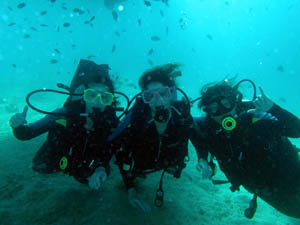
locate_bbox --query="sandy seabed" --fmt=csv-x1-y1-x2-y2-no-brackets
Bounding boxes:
1,112,300,225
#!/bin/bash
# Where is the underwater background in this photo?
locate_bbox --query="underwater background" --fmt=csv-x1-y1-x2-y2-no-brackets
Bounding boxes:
0,0,300,224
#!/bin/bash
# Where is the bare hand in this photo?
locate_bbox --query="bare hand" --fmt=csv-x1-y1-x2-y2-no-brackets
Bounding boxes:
87,167,107,190
248,87,274,114
196,158,213,180
9,106,28,128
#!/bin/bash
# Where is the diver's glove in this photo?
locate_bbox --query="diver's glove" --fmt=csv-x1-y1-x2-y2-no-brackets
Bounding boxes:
128,188,151,213
9,106,28,128
196,158,213,180
87,167,107,190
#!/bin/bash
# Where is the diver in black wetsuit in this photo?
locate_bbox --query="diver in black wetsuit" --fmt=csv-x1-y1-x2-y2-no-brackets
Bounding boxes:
193,79,300,219
9,59,119,190
114,64,193,212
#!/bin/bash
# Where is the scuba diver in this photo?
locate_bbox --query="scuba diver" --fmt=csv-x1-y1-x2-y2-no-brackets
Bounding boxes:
9,59,121,190
193,79,300,219
113,64,194,212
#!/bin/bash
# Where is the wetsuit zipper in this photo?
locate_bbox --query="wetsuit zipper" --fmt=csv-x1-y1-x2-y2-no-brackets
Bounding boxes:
156,135,163,162
82,130,90,154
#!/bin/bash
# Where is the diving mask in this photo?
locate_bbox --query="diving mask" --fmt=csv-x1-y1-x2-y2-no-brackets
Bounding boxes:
83,89,114,106
142,86,176,105
204,96,235,116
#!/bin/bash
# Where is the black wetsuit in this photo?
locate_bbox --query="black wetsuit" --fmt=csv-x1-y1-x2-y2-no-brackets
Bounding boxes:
193,104,300,218
115,98,193,190
12,100,119,184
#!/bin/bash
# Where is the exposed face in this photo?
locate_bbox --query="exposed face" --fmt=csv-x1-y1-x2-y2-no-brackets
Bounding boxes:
143,82,173,111
83,83,113,111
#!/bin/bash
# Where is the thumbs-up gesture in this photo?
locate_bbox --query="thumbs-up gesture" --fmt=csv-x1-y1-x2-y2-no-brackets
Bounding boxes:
9,106,28,128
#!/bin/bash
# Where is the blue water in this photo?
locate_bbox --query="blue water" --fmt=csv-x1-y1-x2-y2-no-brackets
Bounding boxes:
0,0,300,225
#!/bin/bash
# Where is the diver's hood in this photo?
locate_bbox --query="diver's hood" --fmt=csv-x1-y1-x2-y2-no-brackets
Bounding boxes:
69,59,110,93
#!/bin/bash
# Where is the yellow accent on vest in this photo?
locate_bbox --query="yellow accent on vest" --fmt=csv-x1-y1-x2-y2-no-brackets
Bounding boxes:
252,117,261,124
55,119,67,127
59,156,68,170
213,165,218,176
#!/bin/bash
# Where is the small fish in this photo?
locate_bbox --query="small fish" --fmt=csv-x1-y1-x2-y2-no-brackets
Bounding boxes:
138,19,141,25
160,10,164,17
8,6,13,11
90,16,95,21
30,26,38,31
50,59,58,64
128,83,137,89
112,44,116,53
87,55,95,59
206,34,213,40
50,0,56,3
62,6,67,10
8,22,16,27
162,0,169,6
12,64,17,68
57,26,60,32
151,36,160,41
147,59,154,66
24,34,30,39
40,11,47,15
84,21,89,24
277,65,284,72
40,24,48,27
112,10,118,22
63,22,70,27
17,3,26,9
279,97,287,103
115,31,120,37
73,8,84,15
179,18,183,23
72,44,76,49
166,26,169,35
144,0,151,6
225,1,229,6
54,49,60,54
147,48,154,56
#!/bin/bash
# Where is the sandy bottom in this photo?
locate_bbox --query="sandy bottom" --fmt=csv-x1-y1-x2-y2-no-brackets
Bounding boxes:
1,111,300,225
